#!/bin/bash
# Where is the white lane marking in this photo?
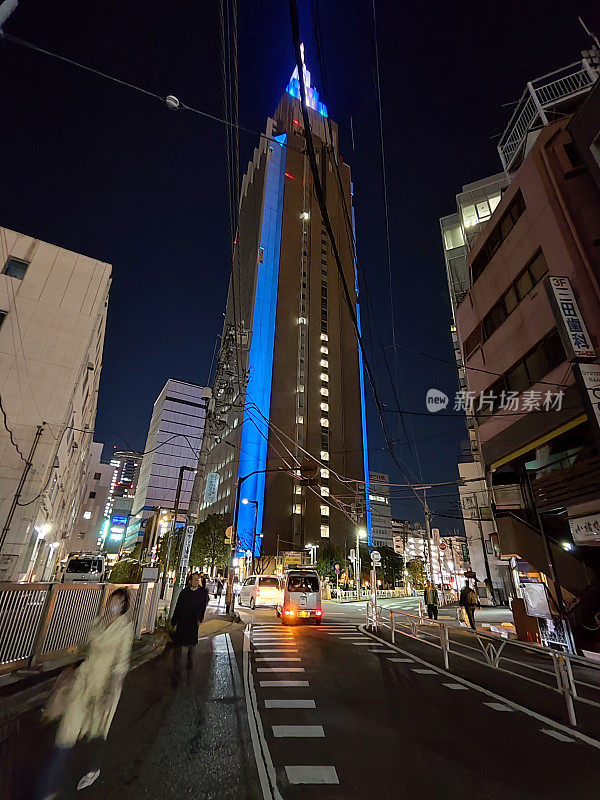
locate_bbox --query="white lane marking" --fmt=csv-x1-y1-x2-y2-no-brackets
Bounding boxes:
359,624,600,752
444,683,468,690
285,766,339,785
412,668,437,675
242,630,284,800
272,725,324,738
260,680,309,687
542,729,575,742
254,649,299,654
388,658,413,663
336,636,365,640
484,702,513,712
350,642,373,646
265,699,316,709
256,658,302,662
257,667,305,672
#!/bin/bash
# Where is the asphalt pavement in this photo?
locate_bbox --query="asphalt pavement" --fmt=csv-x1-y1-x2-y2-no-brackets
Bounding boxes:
5,598,600,799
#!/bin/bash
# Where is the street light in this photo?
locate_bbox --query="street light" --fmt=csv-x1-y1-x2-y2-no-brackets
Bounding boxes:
356,528,367,601
305,543,319,565
242,498,259,573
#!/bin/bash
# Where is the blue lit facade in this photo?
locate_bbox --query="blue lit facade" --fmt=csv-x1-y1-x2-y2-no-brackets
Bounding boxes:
352,199,372,545
236,134,287,555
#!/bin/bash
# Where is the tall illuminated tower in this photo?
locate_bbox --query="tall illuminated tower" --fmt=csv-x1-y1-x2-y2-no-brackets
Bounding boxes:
194,52,370,557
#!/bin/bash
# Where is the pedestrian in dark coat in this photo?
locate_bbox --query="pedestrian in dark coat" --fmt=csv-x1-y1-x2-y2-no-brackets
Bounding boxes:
215,577,224,603
171,572,209,679
459,581,480,629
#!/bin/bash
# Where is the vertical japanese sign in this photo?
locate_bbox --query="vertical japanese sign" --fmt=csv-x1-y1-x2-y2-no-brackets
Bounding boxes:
178,525,196,587
204,472,220,504
545,276,596,359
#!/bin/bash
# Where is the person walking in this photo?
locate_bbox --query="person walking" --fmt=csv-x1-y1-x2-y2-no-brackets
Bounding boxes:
459,581,480,629
170,571,209,681
215,576,224,604
424,580,439,620
37,587,134,798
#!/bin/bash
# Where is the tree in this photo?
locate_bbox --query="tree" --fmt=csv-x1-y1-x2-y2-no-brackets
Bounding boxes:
406,558,426,588
190,514,230,574
108,558,142,584
377,546,403,588
315,544,343,581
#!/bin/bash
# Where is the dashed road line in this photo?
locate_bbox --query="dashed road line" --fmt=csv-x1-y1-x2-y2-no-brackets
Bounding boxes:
285,766,339,785
542,728,575,742
272,725,324,738
412,668,437,675
254,649,299,653
484,702,513,712
443,683,469,690
256,657,302,662
388,658,413,663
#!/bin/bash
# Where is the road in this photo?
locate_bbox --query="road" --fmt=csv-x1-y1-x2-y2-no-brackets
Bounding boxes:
4,598,600,799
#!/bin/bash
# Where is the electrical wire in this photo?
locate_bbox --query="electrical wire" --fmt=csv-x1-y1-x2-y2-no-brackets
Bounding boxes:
0,392,26,462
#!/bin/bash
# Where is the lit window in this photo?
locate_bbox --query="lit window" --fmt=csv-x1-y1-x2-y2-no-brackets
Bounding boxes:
320,504,330,516
320,402,329,412
320,525,330,538
293,503,302,514
298,317,307,325
320,387,329,397
83,511,92,520
297,415,304,424
320,450,329,461
320,333,328,341
298,384,305,392
320,346,328,355
294,485,302,495
320,468,329,478
320,359,328,368
321,486,329,496
320,418,329,427
320,373,329,382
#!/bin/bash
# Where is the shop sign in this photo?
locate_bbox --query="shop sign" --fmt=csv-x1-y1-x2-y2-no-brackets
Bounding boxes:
545,276,595,359
569,513,600,545
204,472,220,504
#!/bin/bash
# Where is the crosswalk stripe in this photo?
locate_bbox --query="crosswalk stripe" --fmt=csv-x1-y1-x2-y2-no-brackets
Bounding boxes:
256,657,302,661
260,680,309,687
484,702,513,712
285,766,339,785
257,667,305,672
389,658,414,663
272,725,324,738
264,699,316,709
412,668,437,674
443,683,468,690
541,728,575,742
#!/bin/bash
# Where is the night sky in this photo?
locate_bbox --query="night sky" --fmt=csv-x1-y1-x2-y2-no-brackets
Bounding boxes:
0,1,597,531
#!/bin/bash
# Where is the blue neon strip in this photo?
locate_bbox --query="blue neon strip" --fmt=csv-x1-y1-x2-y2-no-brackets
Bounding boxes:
351,196,372,545
237,134,287,555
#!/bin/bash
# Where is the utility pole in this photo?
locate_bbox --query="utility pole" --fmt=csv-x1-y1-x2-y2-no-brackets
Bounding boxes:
161,465,195,599
0,425,44,553
472,492,496,605
423,492,434,584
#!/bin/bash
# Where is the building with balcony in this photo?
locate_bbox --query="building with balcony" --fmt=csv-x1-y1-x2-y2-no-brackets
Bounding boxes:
0,228,111,581
440,54,600,649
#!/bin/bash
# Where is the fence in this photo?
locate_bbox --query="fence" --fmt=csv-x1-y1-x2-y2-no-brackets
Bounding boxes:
0,581,160,676
366,602,600,732
330,588,410,602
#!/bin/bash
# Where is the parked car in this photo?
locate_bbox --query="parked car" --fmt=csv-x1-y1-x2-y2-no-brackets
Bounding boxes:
238,575,281,609
62,552,106,583
277,568,322,625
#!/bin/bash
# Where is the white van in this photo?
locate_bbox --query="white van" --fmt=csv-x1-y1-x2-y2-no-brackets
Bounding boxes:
277,568,323,625
238,575,282,609
62,553,106,583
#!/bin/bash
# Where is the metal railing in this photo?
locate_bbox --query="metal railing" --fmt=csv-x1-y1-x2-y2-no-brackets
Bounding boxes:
366,603,600,731
330,588,409,602
0,581,160,675
498,60,597,172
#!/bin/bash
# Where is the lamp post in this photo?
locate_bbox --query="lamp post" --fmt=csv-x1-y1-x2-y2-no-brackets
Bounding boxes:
305,543,318,566
242,498,259,573
356,528,367,600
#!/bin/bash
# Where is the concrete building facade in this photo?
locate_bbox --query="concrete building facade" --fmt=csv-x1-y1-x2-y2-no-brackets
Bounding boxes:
192,54,369,559
66,441,113,554
441,56,600,645
0,228,111,581
369,472,392,548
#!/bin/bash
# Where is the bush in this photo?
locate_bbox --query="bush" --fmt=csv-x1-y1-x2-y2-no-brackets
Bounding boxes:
108,558,142,584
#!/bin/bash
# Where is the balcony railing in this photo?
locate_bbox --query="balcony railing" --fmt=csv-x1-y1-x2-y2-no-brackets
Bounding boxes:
498,60,597,172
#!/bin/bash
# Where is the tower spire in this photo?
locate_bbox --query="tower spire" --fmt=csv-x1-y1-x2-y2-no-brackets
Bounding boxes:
285,42,328,117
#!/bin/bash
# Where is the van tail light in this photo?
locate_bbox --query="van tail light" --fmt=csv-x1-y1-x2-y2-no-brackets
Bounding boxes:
315,609,322,616
284,608,295,616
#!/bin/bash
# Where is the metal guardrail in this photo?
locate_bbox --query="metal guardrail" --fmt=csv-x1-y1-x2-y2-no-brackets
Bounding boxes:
331,588,410,602
0,581,160,675
366,603,600,730
497,60,596,172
